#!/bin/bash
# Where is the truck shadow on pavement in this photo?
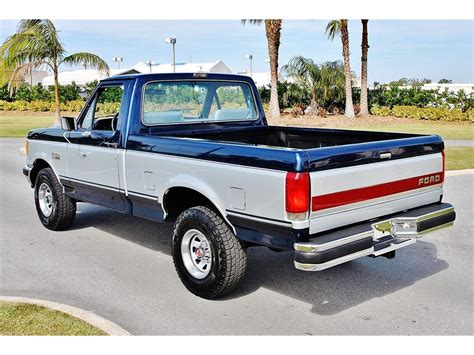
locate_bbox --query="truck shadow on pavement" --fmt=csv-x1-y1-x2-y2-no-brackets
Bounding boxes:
72,203,449,316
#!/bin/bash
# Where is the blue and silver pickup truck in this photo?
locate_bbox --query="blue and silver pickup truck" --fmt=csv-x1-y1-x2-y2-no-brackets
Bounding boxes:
23,73,455,298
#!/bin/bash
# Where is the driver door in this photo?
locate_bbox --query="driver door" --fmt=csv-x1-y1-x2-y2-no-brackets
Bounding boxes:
66,84,125,211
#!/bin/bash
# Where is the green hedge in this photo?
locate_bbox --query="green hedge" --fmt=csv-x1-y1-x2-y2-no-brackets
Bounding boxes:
0,100,120,113
371,105,473,122
0,100,85,112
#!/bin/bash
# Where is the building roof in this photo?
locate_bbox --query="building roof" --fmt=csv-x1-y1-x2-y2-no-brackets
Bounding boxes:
236,71,285,87
41,60,232,86
41,68,127,86
131,60,232,74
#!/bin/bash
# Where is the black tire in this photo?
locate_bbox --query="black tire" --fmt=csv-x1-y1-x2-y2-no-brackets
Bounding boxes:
34,167,76,231
172,206,247,299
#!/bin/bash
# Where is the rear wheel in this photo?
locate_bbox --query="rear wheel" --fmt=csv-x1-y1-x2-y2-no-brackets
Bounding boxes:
172,206,247,299
34,168,76,230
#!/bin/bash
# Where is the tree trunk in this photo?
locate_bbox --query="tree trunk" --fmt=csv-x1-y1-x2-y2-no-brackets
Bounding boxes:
265,20,281,120
308,91,319,114
341,20,355,118
53,65,61,126
359,19,369,116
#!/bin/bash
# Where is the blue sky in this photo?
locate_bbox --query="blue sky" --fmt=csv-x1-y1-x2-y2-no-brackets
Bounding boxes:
1,20,472,84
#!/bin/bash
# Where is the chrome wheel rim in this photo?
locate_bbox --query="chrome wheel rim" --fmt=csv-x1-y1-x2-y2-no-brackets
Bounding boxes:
38,183,54,217
181,229,212,279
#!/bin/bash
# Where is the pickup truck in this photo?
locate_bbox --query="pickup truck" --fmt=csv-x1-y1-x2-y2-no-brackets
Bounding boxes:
23,73,456,299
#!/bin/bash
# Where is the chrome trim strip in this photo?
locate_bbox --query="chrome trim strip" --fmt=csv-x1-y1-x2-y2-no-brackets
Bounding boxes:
418,221,454,236
67,177,119,192
294,247,374,271
127,191,158,201
416,206,455,222
226,210,291,227
294,230,372,253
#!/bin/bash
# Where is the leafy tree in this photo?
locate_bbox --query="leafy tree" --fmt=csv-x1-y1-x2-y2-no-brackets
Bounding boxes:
389,78,432,86
282,56,345,112
85,80,99,98
326,20,355,118
242,19,282,119
438,78,452,84
0,19,109,125
0,83,10,101
52,81,80,102
389,78,410,86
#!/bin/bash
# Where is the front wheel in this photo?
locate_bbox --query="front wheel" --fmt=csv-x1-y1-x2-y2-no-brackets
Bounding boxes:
172,206,247,299
34,168,76,230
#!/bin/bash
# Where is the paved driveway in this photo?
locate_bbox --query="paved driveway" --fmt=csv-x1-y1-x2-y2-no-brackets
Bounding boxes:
1,138,473,335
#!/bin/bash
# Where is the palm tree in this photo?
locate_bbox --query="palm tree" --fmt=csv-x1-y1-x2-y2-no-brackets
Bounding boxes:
242,19,282,119
0,20,109,125
326,19,355,118
282,56,345,114
359,19,369,116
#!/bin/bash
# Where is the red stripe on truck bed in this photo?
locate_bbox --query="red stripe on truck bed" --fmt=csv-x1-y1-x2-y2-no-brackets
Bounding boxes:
312,172,444,212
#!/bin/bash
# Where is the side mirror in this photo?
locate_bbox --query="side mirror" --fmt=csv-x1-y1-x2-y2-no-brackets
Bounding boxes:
61,116,76,131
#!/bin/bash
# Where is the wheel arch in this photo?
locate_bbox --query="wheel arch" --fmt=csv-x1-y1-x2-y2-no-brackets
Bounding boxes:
30,158,53,187
162,184,235,234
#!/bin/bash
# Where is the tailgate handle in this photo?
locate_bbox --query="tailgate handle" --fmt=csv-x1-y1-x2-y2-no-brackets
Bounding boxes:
379,152,392,159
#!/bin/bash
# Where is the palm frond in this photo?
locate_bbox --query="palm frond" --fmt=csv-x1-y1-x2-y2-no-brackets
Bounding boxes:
325,20,342,40
241,19,263,25
7,60,48,94
61,52,110,76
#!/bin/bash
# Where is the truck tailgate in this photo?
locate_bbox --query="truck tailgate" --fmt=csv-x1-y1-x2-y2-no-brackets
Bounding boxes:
306,136,444,234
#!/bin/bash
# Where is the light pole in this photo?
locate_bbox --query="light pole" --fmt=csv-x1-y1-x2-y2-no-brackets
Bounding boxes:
145,60,154,73
112,57,123,69
245,54,253,78
165,37,177,72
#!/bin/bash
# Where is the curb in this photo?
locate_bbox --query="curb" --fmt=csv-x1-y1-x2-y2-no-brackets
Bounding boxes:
0,296,131,336
446,169,474,176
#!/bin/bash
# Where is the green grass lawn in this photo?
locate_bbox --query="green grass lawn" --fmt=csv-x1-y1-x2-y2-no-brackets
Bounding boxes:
354,122,474,140
0,301,107,336
445,147,474,170
0,114,55,138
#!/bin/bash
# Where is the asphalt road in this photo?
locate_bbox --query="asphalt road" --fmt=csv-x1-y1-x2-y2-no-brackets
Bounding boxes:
1,138,473,335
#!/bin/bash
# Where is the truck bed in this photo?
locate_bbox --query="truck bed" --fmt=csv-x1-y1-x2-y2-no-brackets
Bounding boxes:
177,125,419,150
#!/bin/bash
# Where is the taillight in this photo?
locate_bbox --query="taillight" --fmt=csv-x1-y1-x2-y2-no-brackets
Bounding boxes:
285,172,310,214
441,150,445,181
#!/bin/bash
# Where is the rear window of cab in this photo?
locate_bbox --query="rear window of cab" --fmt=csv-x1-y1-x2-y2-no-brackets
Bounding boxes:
142,80,258,125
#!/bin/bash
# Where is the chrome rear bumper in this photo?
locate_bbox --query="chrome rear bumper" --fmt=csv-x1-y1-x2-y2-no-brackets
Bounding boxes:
294,203,455,271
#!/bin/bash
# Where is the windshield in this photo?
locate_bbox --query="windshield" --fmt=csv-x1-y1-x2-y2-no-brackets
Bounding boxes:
142,80,258,125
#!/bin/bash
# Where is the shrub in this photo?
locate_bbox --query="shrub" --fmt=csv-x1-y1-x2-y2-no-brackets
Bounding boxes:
370,105,391,116
28,100,52,112
370,105,472,122
63,100,86,112
97,102,120,114
0,99,85,112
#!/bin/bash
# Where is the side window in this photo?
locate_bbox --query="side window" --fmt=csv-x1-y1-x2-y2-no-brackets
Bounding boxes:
80,85,124,131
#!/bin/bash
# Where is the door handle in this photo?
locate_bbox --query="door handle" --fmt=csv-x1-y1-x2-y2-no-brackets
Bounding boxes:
379,152,392,159
80,151,90,158
103,142,118,148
